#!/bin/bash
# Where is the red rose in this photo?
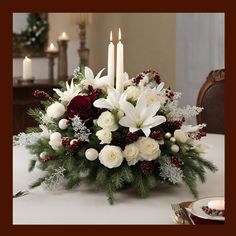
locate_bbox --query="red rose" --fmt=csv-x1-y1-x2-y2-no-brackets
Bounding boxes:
67,93,100,122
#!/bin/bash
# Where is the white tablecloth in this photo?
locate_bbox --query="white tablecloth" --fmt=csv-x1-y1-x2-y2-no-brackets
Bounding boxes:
13,134,224,224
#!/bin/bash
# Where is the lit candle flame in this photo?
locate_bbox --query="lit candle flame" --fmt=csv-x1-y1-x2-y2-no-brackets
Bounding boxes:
49,43,55,49
118,28,121,41
110,31,113,41
62,32,66,37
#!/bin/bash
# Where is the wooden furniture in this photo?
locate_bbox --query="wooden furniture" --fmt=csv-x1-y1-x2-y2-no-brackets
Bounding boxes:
13,78,59,135
196,69,225,134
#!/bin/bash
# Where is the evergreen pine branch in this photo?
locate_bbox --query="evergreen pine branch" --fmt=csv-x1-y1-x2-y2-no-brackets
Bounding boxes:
121,165,134,183
40,100,53,108
105,181,115,205
25,127,41,133
96,167,109,186
181,156,206,183
182,169,198,198
28,159,37,172
192,156,218,172
27,108,43,124
111,171,124,189
58,81,66,90
29,176,47,189
65,172,80,189
135,175,149,198
146,174,158,189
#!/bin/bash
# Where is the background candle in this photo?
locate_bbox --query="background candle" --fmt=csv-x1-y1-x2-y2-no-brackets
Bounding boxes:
108,31,115,87
47,43,58,52
23,56,32,80
116,28,124,93
58,32,69,41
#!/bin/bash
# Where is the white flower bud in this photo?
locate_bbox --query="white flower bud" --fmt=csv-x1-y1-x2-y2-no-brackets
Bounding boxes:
171,144,180,153
58,119,69,130
85,148,99,161
46,102,66,119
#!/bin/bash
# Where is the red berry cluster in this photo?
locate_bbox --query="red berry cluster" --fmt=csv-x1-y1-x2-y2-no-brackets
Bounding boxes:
165,88,175,102
132,73,144,85
196,130,206,140
150,130,161,140
143,69,161,84
43,155,52,163
62,138,81,152
34,90,52,100
88,85,102,99
125,132,139,144
171,156,183,167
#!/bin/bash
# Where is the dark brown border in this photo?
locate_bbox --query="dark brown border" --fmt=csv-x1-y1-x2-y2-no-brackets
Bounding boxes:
1,0,235,235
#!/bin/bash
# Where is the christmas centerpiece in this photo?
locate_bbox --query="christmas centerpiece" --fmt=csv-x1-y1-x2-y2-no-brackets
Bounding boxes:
14,29,217,204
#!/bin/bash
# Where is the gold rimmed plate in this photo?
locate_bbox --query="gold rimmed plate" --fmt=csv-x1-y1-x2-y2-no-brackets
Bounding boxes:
188,197,225,221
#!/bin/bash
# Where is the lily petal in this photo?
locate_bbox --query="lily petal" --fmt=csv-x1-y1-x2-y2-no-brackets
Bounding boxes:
119,116,136,128
85,66,94,80
141,127,151,137
143,115,166,128
94,68,106,81
93,98,113,110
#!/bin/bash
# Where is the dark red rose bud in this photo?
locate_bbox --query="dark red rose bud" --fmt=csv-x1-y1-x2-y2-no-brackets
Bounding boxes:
150,130,161,140
171,156,183,167
67,94,101,122
126,132,139,144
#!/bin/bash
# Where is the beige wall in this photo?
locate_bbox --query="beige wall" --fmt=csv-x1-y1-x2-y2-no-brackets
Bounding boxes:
88,13,176,88
48,13,176,88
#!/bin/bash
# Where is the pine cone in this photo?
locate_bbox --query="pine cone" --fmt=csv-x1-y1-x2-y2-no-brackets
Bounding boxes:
140,161,155,175
160,120,183,134
125,132,139,144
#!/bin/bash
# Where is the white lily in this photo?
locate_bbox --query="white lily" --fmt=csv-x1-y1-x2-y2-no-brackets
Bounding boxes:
119,93,166,137
93,88,123,111
181,124,206,133
143,82,165,105
81,66,110,89
53,78,81,104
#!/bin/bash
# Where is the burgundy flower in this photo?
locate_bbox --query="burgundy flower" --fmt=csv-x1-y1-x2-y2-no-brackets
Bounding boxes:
67,92,100,122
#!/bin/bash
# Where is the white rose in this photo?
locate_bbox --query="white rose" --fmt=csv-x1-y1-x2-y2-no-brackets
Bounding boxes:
146,93,166,106
97,111,118,131
137,137,161,161
174,129,189,143
125,86,141,101
46,102,66,119
96,129,112,144
123,143,140,166
49,132,62,150
99,145,123,168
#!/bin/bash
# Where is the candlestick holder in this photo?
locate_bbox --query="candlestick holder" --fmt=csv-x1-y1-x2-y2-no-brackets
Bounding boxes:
78,22,90,67
57,39,69,81
16,77,35,84
46,51,58,81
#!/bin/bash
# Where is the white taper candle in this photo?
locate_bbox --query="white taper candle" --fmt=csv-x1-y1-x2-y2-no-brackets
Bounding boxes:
108,31,115,87
116,28,124,93
23,56,32,80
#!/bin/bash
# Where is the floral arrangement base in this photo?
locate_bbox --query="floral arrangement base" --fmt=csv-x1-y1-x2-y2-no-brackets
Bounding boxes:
13,67,217,204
